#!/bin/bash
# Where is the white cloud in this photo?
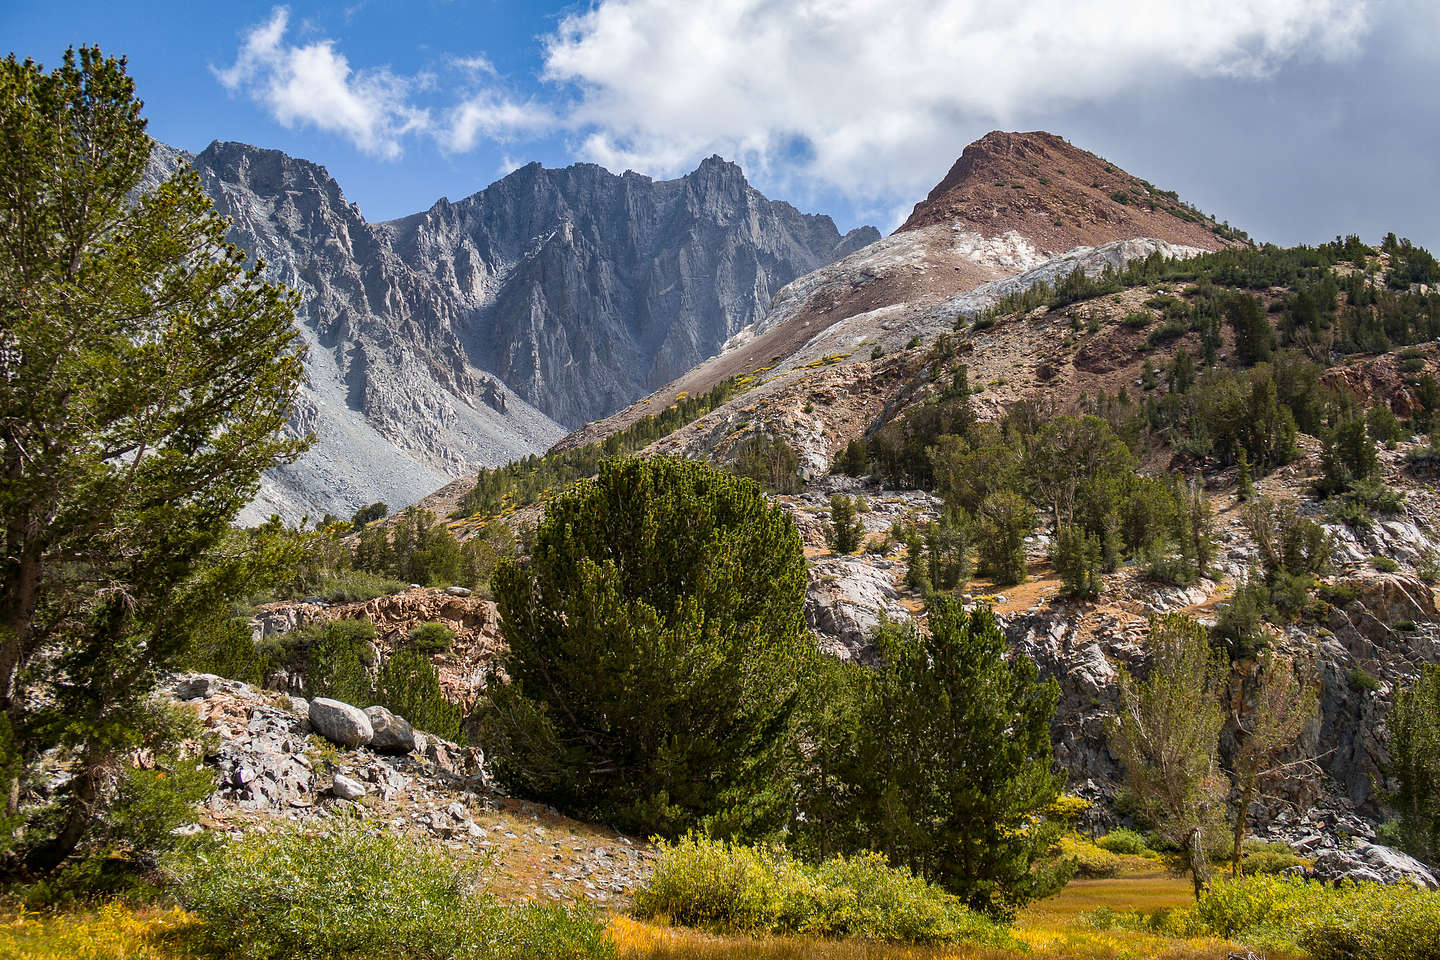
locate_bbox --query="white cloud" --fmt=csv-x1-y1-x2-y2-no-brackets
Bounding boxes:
215,7,426,158
542,0,1375,200
216,8,550,159
442,94,555,153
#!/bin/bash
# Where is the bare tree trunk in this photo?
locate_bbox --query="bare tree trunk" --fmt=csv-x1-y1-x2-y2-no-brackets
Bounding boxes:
1187,825,1209,900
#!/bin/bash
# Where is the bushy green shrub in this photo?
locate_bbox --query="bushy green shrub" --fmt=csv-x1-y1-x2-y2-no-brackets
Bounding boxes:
1057,836,1121,878
825,494,867,554
1195,874,1440,959
1240,849,1305,875
484,457,811,838
632,836,1017,947
168,819,611,960
375,651,462,742
1095,828,1151,856
408,622,456,654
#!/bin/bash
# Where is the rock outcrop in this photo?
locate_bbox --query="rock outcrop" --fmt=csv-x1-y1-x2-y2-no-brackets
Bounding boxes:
308,698,374,748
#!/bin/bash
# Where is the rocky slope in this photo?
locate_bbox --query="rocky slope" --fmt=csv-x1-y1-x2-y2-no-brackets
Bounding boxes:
145,142,875,522
558,132,1241,449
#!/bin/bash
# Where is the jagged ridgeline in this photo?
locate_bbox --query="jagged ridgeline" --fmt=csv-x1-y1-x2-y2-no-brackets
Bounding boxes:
455,373,755,518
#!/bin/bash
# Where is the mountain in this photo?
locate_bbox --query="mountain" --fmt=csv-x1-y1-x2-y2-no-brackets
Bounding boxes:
146,142,877,522
559,130,1244,449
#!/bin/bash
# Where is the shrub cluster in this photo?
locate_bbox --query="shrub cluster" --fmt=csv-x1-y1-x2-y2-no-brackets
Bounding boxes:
1194,874,1440,959
167,820,612,960
631,836,1018,948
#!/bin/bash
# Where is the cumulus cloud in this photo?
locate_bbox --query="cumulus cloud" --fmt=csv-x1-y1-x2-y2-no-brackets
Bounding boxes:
542,0,1375,199
441,94,555,153
215,7,428,159
216,7,551,158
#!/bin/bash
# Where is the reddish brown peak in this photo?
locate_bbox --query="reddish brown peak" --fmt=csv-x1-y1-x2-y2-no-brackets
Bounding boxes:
898,130,1244,255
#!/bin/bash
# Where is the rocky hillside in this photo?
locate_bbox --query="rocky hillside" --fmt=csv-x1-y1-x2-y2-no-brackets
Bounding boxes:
558,131,1243,448
145,143,875,522
900,130,1246,248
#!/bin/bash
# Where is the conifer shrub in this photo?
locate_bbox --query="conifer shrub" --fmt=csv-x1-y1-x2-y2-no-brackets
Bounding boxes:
1053,525,1102,599
376,651,462,742
825,494,867,554
408,622,457,654
483,457,811,838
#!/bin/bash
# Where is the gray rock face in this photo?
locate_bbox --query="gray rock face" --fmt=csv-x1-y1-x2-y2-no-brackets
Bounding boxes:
308,698,374,748
144,142,874,521
1310,842,1439,889
364,706,418,754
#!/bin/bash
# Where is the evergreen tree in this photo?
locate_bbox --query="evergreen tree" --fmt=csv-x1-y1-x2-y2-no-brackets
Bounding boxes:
483,457,812,838
1387,664,1440,864
1235,449,1254,501
0,48,306,873
1053,525,1102,600
375,651,461,742
854,600,1066,915
836,439,869,477
730,435,802,493
825,494,867,554
976,491,1033,586
1225,293,1274,366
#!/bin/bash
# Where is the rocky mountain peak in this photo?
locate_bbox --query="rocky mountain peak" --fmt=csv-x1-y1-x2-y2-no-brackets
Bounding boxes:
899,130,1243,254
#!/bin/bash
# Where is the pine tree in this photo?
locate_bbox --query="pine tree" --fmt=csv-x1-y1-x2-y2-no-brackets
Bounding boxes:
483,457,812,838
976,491,1033,586
825,494,866,554
855,599,1065,914
1387,664,1440,864
1235,449,1254,501
0,48,306,873
375,651,461,742
1053,525,1102,599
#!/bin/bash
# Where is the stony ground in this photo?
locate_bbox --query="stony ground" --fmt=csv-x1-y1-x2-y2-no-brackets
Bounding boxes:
174,674,655,907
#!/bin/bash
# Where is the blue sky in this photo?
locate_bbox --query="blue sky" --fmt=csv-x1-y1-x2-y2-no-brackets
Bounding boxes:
6,1,1439,247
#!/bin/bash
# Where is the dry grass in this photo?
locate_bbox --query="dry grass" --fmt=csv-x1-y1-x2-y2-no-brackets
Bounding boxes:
0,868,1269,960
610,870,1246,960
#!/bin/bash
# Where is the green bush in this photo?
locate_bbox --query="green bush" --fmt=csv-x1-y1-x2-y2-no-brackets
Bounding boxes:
1240,849,1304,875
409,622,456,654
1372,555,1400,573
1095,828,1151,856
484,457,812,838
1195,874,1440,959
375,651,462,742
632,836,1018,947
1057,836,1121,878
168,819,611,960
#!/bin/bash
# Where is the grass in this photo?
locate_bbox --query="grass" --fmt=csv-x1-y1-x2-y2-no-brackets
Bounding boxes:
3,864,1335,960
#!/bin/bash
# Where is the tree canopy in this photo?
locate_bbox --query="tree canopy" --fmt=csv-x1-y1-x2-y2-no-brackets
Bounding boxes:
0,47,306,871
481,456,812,838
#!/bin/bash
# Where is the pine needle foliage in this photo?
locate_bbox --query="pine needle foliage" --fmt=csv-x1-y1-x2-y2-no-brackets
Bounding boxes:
483,457,812,839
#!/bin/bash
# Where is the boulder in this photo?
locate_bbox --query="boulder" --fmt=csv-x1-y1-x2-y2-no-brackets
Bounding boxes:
308,698,373,748
331,774,367,801
176,674,215,700
364,706,418,753
1310,841,1439,889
